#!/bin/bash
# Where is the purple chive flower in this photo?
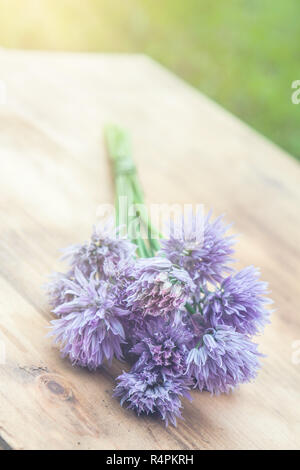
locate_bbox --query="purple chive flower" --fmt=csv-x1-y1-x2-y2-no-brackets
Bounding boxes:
203,266,271,335
50,267,128,369
159,210,235,286
114,368,192,426
46,271,74,311
131,317,193,377
186,325,261,394
125,257,195,317
61,221,136,278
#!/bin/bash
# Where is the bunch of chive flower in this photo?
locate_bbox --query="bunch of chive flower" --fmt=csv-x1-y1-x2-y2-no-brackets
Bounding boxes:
46,125,272,427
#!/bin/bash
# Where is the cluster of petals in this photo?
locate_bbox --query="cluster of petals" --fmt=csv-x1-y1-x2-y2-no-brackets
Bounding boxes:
47,211,271,426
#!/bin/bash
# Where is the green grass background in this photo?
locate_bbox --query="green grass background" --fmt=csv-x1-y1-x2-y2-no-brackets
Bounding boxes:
0,0,299,159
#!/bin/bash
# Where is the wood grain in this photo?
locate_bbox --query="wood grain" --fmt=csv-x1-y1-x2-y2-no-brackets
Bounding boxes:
0,49,299,450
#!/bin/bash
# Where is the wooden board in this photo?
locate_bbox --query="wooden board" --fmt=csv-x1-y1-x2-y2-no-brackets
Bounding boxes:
0,49,299,450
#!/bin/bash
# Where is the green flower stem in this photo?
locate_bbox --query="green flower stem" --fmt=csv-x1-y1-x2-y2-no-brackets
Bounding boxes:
185,303,196,315
115,173,126,226
130,173,162,252
126,176,149,258
105,124,157,258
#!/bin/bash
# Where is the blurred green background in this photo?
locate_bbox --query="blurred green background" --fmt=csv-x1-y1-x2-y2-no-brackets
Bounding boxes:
0,0,299,159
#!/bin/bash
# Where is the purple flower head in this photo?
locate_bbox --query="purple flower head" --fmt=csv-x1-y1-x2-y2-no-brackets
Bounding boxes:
114,368,192,426
46,271,74,311
159,210,235,286
203,266,271,335
61,221,136,278
50,267,128,369
131,317,193,377
125,257,195,318
186,325,261,394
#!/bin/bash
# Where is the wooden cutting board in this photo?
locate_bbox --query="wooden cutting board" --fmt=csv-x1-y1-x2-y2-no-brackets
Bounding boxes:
0,49,299,450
